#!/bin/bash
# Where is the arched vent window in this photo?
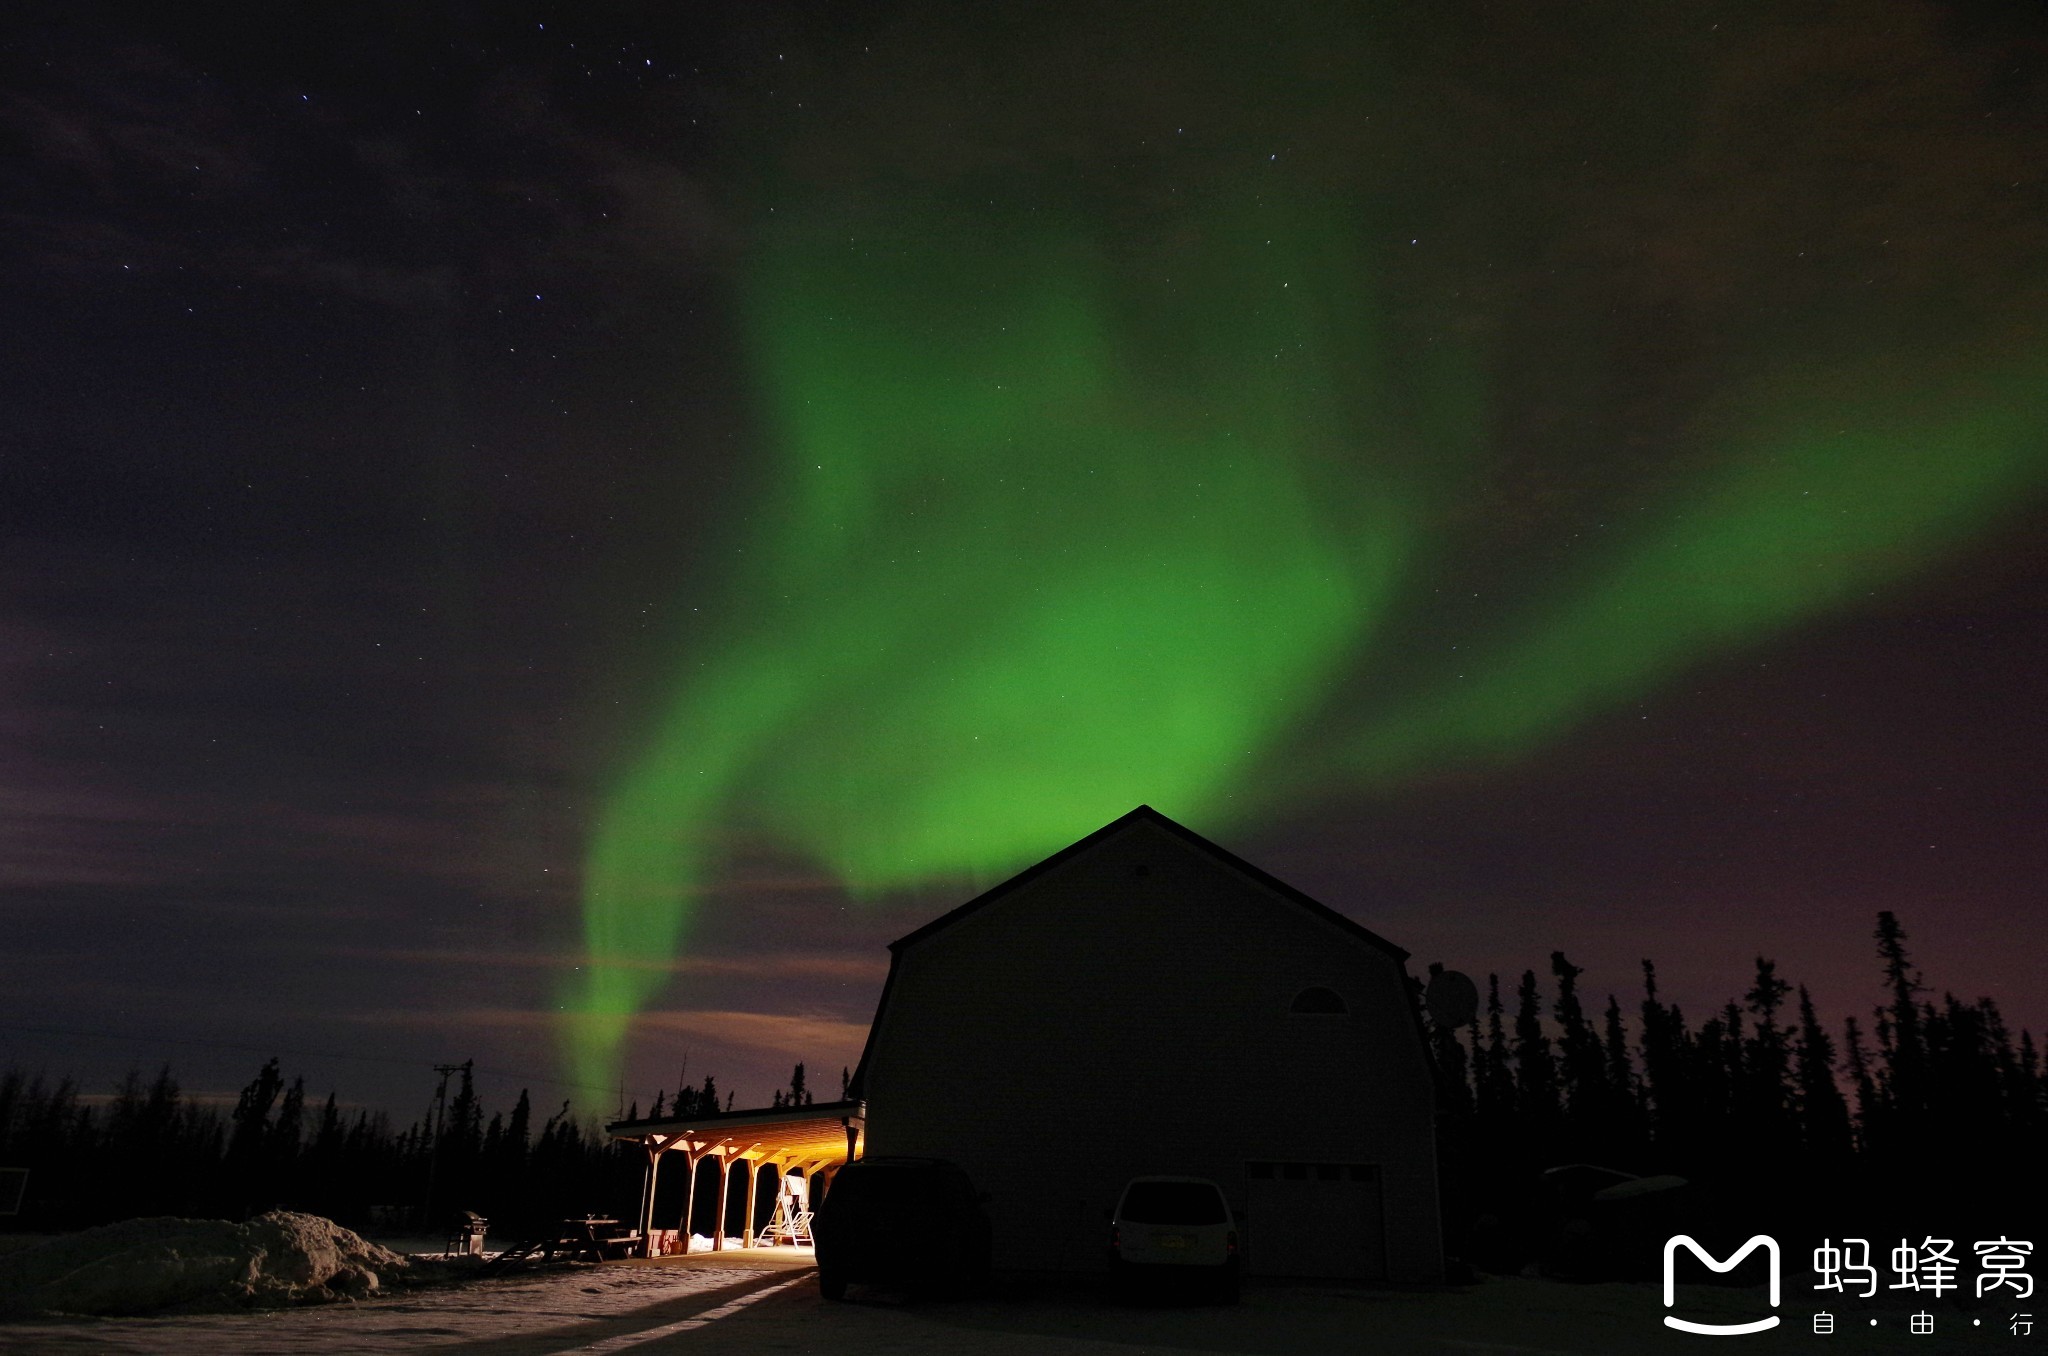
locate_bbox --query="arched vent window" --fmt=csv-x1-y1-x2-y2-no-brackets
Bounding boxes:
1290,986,1347,1014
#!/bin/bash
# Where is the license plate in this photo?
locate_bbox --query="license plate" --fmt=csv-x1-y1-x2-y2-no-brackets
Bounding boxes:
1154,1233,1188,1249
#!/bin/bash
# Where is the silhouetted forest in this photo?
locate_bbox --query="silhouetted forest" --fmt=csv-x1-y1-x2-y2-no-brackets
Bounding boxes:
1424,912,2047,1275
3,910,2038,1271
0,1057,823,1240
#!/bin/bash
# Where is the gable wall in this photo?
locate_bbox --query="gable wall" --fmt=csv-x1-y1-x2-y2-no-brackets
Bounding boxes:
861,819,1442,1280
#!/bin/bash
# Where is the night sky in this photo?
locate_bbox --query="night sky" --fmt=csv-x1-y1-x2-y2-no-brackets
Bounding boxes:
6,2,2046,1122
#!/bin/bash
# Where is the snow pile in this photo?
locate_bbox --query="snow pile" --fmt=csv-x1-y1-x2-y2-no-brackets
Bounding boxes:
0,1211,411,1317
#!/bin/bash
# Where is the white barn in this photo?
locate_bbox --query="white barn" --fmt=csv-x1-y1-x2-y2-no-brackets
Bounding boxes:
849,805,1445,1282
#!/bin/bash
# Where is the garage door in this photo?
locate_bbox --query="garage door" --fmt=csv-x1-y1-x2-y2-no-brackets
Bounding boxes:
1243,1161,1386,1279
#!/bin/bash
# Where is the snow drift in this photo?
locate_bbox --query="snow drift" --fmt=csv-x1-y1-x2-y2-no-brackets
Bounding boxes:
0,1211,411,1317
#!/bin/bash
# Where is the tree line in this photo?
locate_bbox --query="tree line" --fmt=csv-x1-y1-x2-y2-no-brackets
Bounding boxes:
1423,911,2046,1270
0,1058,825,1239
4,909,2035,1261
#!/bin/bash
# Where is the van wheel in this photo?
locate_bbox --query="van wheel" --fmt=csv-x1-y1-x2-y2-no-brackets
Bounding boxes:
1214,1270,1241,1305
819,1270,848,1301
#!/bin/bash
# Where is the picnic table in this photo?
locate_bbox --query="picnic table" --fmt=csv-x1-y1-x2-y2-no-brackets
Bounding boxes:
482,1216,643,1272
564,1216,643,1261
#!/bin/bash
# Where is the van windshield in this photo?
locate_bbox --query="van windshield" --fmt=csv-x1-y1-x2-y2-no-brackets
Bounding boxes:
1119,1181,1226,1225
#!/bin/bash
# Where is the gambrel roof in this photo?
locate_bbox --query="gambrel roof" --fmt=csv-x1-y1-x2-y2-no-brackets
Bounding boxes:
849,804,1411,1099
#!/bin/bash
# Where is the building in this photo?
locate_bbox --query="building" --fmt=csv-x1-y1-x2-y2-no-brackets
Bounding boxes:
851,804,1442,1281
613,804,1443,1282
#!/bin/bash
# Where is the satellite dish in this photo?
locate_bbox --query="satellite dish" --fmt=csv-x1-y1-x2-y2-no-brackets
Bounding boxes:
1425,969,1479,1029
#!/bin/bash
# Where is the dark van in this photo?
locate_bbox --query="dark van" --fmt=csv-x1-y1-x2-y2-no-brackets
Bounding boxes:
812,1156,993,1300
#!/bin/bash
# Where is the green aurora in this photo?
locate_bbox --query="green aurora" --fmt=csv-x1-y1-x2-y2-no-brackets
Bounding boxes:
561,18,2048,1094
562,207,2045,1091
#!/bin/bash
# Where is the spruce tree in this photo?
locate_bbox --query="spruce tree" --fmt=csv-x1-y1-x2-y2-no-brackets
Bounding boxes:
313,1093,343,1156
269,1076,305,1206
1479,973,1514,1119
448,1062,482,1153
1873,911,1925,1119
506,1090,532,1158
226,1058,283,1199
272,1077,306,1157
1638,960,1674,1139
1513,970,1558,1124
1842,1015,1878,1148
1602,994,1637,1114
1793,986,1850,1159
1743,958,1793,1143
1465,1012,1491,1116
1549,951,1604,1118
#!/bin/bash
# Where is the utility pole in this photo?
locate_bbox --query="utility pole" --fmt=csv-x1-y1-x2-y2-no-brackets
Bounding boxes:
423,1061,465,1228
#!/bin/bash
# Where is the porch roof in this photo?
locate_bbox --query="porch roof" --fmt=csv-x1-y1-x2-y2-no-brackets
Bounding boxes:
606,1098,864,1163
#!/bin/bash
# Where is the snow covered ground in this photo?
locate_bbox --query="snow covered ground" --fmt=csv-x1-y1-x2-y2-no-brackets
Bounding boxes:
0,1249,811,1354
673,1276,2013,1356
0,1258,2015,1354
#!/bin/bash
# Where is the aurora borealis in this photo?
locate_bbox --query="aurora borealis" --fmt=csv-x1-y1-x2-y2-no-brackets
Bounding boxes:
565,197,1398,1083
6,1,2048,1118
1339,355,2048,786
564,6,2048,1091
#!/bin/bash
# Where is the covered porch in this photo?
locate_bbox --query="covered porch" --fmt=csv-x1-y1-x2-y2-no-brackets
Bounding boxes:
606,1099,864,1260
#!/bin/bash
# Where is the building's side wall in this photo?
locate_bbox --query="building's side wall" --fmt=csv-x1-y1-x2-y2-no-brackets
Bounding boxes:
861,819,1443,1281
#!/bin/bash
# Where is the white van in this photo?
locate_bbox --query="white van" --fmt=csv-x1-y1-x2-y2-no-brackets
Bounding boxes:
1108,1175,1240,1302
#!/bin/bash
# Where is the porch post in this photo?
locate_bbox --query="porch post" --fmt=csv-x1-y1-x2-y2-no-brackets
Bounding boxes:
796,1159,822,1231
641,1142,662,1257
678,1146,699,1251
740,1155,758,1247
713,1150,730,1252
631,1139,654,1254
